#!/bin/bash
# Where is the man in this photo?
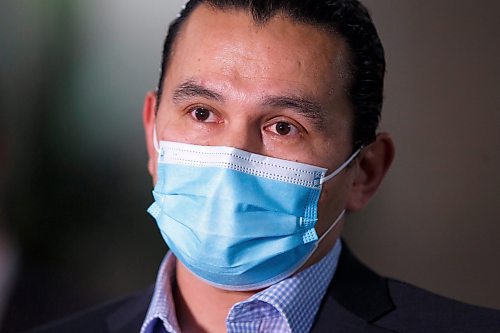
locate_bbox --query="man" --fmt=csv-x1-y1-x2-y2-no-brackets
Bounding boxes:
32,0,500,332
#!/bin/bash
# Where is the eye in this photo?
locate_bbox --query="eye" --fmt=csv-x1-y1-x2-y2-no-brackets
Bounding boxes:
266,121,299,136
275,122,292,135
189,106,218,123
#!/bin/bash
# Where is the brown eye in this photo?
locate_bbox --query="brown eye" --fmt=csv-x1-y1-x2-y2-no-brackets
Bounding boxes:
275,122,292,135
194,107,211,121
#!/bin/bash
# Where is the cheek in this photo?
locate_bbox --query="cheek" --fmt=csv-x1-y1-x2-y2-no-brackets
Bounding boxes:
156,108,193,142
316,178,351,233
318,186,341,217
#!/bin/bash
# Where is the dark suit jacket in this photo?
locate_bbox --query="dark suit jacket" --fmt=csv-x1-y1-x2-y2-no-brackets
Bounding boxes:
29,245,500,332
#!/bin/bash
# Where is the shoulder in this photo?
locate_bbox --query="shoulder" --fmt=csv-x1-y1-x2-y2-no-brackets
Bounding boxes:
316,243,500,333
378,279,500,332
26,287,153,333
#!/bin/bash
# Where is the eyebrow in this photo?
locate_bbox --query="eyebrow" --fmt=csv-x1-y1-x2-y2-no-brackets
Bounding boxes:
172,80,328,130
172,80,224,103
262,95,328,130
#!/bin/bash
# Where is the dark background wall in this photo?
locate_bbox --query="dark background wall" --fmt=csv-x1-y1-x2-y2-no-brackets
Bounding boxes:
0,0,499,331
345,0,500,311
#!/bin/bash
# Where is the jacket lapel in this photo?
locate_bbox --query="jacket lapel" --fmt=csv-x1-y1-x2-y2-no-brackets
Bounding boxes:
311,296,396,333
106,287,154,333
311,242,397,332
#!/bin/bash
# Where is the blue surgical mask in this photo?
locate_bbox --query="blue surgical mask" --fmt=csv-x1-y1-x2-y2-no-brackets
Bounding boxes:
148,138,360,291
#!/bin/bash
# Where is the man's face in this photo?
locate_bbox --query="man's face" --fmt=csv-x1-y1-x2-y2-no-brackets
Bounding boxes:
151,5,359,259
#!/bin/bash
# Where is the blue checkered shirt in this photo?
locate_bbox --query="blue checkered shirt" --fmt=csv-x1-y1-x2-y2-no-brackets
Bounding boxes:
141,240,341,333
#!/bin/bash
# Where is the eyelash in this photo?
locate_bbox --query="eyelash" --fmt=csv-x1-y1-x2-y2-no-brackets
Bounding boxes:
264,121,300,137
186,105,304,138
188,105,220,123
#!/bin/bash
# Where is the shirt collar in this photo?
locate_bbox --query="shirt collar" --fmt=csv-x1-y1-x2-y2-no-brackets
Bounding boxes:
228,240,342,332
140,252,180,333
141,240,341,333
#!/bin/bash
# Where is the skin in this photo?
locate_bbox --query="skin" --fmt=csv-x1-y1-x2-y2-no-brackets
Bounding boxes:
143,5,394,333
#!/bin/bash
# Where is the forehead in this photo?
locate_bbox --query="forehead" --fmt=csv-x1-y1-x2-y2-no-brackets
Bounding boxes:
165,4,351,99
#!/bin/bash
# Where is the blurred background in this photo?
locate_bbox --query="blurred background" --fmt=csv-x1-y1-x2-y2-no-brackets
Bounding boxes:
0,0,499,331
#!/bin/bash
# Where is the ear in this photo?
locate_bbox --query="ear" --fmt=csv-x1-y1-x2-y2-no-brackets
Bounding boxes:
346,132,395,211
143,91,158,184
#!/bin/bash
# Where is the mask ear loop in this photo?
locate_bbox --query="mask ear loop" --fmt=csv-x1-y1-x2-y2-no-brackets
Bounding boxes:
320,147,363,185
153,126,161,154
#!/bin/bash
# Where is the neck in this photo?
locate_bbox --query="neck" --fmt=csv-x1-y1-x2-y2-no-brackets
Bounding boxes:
174,261,256,333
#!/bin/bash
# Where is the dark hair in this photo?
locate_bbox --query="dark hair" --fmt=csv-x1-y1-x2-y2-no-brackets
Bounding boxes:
156,0,385,149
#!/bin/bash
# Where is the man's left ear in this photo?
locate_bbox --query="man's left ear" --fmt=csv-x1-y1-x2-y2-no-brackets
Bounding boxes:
346,132,395,211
